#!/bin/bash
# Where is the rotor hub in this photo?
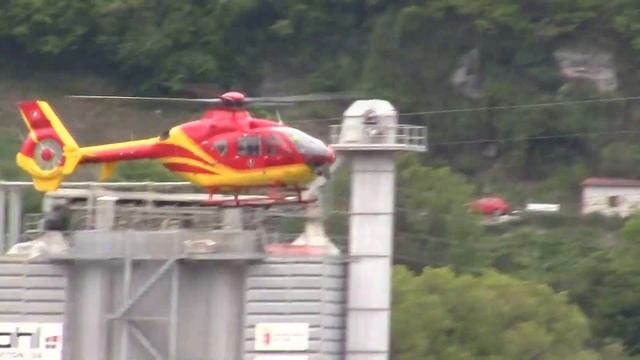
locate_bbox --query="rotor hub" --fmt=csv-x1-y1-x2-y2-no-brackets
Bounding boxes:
220,91,246,106
41,147,54,161
34,138,63,171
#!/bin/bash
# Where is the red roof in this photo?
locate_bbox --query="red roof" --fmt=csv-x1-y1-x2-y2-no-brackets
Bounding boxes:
582,177,640,187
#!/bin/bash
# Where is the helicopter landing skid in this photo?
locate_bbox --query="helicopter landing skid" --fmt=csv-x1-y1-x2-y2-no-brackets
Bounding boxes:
204,196,318,208
203,188,317,208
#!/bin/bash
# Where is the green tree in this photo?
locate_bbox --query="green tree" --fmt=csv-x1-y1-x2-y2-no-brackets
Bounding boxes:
490,223,607,290
395,154,489,272
599,143,640,178
0,0,92,55
0,133,28,181
571,215,640,355
608,0,640,50
392,265,633,359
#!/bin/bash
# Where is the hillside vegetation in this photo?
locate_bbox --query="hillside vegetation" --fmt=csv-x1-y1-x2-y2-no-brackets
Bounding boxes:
4,0,640,184
5,0,640,357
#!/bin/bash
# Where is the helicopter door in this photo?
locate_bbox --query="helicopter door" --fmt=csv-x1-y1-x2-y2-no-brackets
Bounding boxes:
236,135,264,169
263,133,294,167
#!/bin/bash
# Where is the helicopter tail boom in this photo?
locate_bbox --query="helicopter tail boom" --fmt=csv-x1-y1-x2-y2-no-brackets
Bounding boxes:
16,101,82,191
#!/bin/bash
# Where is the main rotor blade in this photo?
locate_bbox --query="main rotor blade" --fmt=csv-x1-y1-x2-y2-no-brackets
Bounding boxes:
245,92,364,104
67,91,365,106
67,95,224,104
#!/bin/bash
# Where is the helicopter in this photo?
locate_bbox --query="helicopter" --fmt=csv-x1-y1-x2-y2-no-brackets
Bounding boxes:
15,91,346,206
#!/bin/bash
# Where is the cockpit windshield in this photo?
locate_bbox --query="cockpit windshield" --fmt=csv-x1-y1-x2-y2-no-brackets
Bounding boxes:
273,127,328,156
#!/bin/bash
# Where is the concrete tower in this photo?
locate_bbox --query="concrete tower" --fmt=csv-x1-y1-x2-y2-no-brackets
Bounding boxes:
330,99,427,360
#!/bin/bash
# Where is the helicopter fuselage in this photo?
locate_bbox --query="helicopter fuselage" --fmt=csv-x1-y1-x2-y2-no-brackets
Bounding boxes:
16,101,335,193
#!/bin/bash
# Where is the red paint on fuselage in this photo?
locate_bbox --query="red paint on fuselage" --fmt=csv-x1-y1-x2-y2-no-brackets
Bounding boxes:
175,108,308,171
80,143,206,164
20,102,51,132
163,162,216,174
78,107,309,172
20,137,37,157
25,103,332,185
41,148,54,161
18,102,65,158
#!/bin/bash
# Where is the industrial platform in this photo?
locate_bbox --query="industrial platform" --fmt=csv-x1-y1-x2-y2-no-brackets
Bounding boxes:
0,98,426,360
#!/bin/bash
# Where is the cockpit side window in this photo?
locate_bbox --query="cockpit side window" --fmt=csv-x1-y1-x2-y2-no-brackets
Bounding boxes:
265,135,280,155
238,136,261,156
274,127,326,155
213,139,228,155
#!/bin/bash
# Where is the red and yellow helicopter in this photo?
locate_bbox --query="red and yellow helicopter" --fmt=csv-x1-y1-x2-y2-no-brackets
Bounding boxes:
15,91,344,206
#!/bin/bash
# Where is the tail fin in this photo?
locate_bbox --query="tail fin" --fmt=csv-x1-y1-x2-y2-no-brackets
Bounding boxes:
15,101,82,191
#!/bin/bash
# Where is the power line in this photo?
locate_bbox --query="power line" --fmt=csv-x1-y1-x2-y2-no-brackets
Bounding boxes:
398,95,640,117
429,129,640,146
291,94,640,123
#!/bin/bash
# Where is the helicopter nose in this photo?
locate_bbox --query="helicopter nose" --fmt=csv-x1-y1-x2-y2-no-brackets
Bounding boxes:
306,145,335,165
327,146,336,164
303,144,336,178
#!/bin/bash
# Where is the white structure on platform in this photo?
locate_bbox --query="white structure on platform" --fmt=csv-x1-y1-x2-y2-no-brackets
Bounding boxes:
331,99,427,360
292,202,341,255
581,177,640,217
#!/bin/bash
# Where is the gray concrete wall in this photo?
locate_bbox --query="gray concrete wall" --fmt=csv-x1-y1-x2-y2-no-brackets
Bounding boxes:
57,230,261,260
67,259,248,360
346,153,396,360
243,257,347,360
0,260,68,321
0,258,70,358
0,234,348,360
59,231,258,359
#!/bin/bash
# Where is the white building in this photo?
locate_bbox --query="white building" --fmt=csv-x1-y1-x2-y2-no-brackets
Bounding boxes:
581,177,640,217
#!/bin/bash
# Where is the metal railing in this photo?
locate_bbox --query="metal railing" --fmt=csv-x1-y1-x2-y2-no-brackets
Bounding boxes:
329,124,427,150
5,181,347,254
22,213,44,241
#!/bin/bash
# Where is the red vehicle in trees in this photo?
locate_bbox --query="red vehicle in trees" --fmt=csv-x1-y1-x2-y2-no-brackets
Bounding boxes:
469,196,511,216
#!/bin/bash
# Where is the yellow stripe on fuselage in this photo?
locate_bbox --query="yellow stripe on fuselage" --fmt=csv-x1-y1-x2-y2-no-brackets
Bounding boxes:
159,127,318,186
162,127,226,168
161,156,221,173
37,101,79,149
166,161,315,188
80,137,158,156
78,125,317,188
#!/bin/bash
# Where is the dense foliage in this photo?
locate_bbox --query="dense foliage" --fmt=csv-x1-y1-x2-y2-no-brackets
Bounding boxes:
392,266,633,359
6,0,640,358
3,0,640,179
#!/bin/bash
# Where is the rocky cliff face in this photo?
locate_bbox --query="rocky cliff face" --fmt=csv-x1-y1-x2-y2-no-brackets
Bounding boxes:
451,48,483,99
450,46,618,99
553,48,618,93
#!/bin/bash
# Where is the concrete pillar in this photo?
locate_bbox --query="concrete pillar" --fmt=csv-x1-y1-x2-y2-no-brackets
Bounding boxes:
96,196,118,230
0,188,6,253
71,264,113,360
71,195,117,360
42,195,55,213
346,153,396,360
7,187,22,248
206,209,246,359
222,208,243,230
208,263,245,360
